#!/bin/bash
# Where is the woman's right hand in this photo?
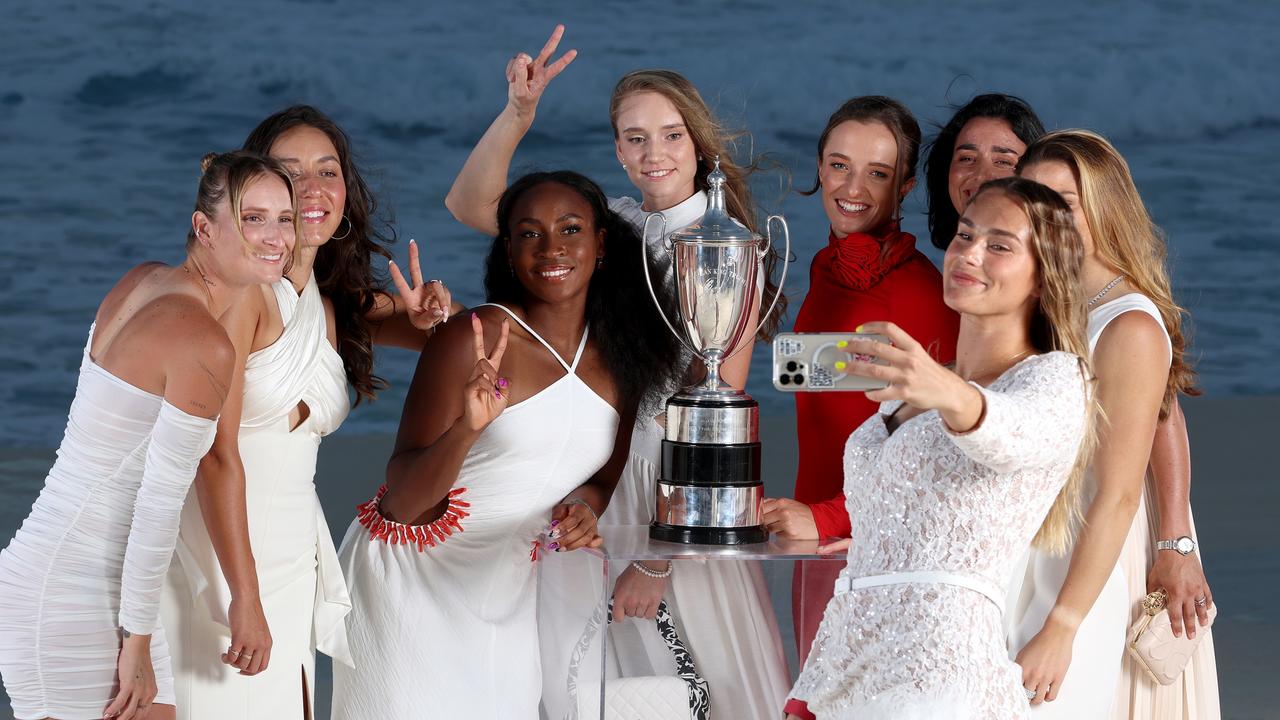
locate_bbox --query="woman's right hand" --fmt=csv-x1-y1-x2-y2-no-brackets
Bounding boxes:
505,24,577,120
223,596,272,675
462,313,510,432
761,497,819,539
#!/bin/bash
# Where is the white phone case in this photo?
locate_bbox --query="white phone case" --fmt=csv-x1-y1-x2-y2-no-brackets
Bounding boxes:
772,332,890,392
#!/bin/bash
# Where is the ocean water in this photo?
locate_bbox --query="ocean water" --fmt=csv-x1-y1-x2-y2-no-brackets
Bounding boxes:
1,0,1278,447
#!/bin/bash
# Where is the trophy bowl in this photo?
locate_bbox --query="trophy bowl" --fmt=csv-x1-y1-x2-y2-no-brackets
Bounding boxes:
642,159,789,545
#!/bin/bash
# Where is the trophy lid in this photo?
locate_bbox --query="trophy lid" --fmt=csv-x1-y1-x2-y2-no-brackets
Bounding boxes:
668,157,759,245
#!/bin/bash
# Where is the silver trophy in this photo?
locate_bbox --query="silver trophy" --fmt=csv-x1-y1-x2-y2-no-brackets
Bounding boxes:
642,158,789,544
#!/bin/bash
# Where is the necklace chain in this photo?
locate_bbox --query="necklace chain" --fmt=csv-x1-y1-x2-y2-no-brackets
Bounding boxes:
1088,275,1125,308
181,260,215,307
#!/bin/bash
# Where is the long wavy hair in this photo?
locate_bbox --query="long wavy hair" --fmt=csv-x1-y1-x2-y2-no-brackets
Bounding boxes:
241,105,395,405
188,151,298,261
1018,130,1198,420
970,177,1098,555
800,95,922,246
609,70,786,340
924,94,1045,250
484,171,684,414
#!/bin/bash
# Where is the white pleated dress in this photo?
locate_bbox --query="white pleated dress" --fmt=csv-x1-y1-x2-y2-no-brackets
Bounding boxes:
332,305,620,719
160,276,352,717
539,192,790,720
0,325,217,719
791,352,1089,720
1005,293,1220,719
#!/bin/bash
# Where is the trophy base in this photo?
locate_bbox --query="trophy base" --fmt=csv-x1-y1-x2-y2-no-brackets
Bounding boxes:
649,522,768,546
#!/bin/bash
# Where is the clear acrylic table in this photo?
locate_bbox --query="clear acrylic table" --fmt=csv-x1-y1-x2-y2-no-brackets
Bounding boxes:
537,525,845,720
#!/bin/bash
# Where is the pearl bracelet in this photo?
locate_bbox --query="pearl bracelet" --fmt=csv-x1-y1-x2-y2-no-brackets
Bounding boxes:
631,560,672,579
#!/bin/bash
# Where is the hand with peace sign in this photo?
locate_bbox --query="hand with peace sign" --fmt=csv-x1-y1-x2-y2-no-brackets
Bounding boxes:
462,313,511,433
505,24,577,120
389,239,453,332
842,321,986,432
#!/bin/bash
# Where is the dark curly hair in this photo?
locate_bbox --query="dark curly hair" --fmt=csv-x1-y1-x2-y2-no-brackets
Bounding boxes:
484,171,684,413
923,93,1045,250
242,105,395,405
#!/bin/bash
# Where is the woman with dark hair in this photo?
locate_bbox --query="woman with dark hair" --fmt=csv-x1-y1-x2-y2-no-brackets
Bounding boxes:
160,106,451,718
445,25,791,719
762,95,961,720
789,177,1098,720
922,93,1046,250
331,171,683,717
0,151,292,720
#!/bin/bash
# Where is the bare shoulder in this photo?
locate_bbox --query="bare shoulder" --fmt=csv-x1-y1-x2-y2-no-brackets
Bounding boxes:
95,261,168,323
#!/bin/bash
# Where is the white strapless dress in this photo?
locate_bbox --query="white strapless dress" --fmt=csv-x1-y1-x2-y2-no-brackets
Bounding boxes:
160,276,352,718
0,325,216,719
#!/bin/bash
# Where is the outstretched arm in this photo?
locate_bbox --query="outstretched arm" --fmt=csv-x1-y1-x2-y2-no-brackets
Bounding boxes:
444,24,577,235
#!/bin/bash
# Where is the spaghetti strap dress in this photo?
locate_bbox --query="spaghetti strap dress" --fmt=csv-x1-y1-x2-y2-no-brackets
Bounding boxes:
0,324,216,719
331,304,620,719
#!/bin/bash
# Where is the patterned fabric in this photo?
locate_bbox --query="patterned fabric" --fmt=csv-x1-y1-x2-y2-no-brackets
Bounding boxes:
791,352,1090,719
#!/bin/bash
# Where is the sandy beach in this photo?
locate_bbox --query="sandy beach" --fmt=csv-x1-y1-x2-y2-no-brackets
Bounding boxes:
0,396,1271,719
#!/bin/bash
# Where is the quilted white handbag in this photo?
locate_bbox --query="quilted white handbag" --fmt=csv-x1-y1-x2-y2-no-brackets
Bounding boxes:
565,599,709,720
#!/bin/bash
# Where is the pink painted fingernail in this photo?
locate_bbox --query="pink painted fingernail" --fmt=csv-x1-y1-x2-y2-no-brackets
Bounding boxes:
494,390,502,399
498,378,508,388
471,312,477,319
551,520,560,528
548,542,559,550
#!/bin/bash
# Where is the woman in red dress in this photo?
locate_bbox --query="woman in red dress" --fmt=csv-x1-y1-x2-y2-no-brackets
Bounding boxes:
761,96,960,720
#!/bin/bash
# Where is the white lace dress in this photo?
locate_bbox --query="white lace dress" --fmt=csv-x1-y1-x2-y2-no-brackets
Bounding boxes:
790,352,1089,720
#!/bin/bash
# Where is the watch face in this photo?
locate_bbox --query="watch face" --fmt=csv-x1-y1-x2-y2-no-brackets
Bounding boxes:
1176,537,1195,554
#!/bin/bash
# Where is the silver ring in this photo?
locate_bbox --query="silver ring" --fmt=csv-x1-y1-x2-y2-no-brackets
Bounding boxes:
1195,596,1207,607
1024,687,1037,700
427,279,441,285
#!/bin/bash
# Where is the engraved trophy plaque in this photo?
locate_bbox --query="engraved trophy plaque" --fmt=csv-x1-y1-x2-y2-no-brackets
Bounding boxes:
642,158,790,544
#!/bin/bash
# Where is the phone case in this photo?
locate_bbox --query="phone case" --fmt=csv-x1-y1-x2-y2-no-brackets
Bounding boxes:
772,332,890,392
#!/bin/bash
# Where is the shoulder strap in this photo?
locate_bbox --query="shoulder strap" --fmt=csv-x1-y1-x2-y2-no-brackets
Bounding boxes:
476,303,587,374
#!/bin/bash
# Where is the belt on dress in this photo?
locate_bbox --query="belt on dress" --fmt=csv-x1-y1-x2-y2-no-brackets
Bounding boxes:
833,570,1005,615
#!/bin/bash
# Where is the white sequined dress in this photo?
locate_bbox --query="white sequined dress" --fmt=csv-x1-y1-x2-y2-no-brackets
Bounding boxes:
790,351,1089,720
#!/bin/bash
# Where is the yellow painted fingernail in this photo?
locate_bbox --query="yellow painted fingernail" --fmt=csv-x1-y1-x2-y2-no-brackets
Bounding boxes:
854,324,864,332
835,361,847,370
837,340,848,348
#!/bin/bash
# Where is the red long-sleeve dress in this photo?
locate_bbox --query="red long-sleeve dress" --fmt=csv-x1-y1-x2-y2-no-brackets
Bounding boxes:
784,227,958,720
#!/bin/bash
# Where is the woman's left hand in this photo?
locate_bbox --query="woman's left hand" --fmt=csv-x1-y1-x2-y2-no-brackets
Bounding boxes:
389,239,452,332
1148,550,1214,638
547,501,603,552
845,321,967,411
1014,619,1076,705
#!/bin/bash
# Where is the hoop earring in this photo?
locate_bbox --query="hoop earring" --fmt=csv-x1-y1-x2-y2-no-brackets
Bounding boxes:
331,214,353,241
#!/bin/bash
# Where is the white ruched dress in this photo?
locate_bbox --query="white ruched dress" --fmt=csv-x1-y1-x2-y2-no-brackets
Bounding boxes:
1005,293,1220,719
332,304,620,719
160,275,352,718
0,325,217,719
790,352,1089,720
539,192,790,720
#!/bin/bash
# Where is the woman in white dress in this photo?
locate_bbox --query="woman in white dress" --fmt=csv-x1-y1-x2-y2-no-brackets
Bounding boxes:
332,171,685,718
161,107,451,718
1009,130,1219,718
445,26,790,720
0,151,294,719
788,177,1098,719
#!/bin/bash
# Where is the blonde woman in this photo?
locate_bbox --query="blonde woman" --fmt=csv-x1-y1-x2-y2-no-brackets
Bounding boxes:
445,25,789,719
1010,130,1219,718
789,177,1097,719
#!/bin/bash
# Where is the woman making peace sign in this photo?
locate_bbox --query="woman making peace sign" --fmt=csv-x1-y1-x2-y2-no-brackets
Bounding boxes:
332,171,683,717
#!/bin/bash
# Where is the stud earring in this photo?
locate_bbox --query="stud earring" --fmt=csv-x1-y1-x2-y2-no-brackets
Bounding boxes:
596,256,605,269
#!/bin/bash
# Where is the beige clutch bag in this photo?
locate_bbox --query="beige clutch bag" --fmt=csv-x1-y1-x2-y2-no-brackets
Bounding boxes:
1126,588,1217,685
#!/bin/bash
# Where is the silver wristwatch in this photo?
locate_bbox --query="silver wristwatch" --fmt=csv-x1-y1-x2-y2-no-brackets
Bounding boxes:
1156,536,1196,555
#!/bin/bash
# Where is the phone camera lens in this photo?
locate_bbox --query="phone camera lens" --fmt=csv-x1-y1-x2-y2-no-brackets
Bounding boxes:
785,361,799,372
778,373,791,385
793,373,805,385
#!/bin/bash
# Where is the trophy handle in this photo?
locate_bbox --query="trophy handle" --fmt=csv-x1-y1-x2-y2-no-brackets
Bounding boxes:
722,214,791,363
641,212,701,358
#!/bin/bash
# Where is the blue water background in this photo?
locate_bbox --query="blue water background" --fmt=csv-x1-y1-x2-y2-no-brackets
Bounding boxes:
1,0,1278,447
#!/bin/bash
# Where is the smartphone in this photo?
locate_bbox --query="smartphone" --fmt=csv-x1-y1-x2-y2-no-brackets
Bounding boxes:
772,332,890,391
